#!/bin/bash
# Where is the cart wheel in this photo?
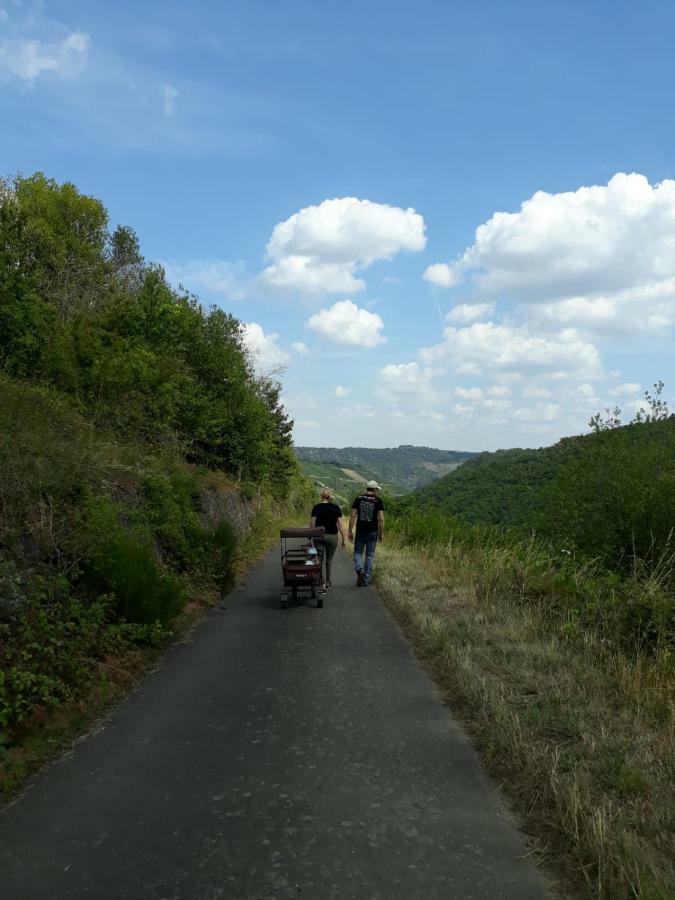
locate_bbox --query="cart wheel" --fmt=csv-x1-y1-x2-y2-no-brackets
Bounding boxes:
280,595,288,609
317,595,324,609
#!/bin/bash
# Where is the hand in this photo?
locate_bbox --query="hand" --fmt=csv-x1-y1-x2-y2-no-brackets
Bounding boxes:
378,533,384,543
348,531,354,543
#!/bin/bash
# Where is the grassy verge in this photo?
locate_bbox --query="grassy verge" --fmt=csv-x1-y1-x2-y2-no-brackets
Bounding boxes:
376,541,674,899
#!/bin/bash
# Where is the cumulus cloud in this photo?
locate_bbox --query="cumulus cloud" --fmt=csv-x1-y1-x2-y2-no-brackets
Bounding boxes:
446,302,495,324
241,322,289,372
340,404,376,419
423,262,458,288
455,386,483,401
376,362,439,411
379,362,434,395
610,382,641,397
522,385,553,399
533,279,675,334
514,404,561,423
334,385,350,397
307,300,385,347
0,28,89,81
426,173,675,336
419,409,445,423
259,197,425,295
422,321,601,378
290,341,309,354
487,384,512,398
259,256,364,295
162,259,247,300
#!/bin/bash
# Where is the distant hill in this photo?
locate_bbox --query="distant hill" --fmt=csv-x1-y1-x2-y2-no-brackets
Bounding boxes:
296,445,477,503
404,419,675,567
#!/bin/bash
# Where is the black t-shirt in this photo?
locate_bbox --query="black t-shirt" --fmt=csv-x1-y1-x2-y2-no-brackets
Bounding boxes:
352,494,385,534
311,502,342,535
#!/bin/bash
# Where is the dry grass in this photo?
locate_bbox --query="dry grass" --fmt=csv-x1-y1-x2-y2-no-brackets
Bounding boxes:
376,543,674,899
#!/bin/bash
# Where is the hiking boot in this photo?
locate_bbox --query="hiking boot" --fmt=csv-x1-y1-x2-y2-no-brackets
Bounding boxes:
356,572,365,587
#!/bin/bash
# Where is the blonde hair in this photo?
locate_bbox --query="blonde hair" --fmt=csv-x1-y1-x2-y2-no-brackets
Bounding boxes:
320,487,333,501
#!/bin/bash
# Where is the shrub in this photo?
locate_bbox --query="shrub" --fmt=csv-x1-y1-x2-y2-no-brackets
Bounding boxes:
84,522,185,626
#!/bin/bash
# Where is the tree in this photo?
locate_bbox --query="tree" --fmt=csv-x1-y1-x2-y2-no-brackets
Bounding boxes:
589,381,672,432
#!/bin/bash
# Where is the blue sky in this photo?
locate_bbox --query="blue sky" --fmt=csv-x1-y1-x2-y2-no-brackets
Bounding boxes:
2,0,674,451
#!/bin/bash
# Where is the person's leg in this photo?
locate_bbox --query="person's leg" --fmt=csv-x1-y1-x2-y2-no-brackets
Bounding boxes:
354,533,366,576
363,532,378,585
323,534,337,585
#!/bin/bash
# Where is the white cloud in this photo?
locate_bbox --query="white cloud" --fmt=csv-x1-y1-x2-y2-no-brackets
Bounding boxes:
259,256,364,295
259,197,425,294
446,302,495,323
422,321,601,378
307,299,385,347
0,28,89,81
609,382,641,397
522,385,553,399
514,403,560,423
162,83,178,116
428,173,675,337
291,341,309,354
241,322,289,372
487,384,511,398
576,383,595,398
535,279,675,335
378,362,434,396
163,259,247,300
423,262,458,288
455,386,483,401
340,404,376,418
334,385,350,397
419,409,445,423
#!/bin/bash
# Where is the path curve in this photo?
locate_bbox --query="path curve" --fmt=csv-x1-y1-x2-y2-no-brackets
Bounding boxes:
0,547,551,899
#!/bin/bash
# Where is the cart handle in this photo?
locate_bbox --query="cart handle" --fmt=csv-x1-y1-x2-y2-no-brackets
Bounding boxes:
280,527,325,538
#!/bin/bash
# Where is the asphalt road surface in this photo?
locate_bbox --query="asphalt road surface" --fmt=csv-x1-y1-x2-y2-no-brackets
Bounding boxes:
0,546,552,899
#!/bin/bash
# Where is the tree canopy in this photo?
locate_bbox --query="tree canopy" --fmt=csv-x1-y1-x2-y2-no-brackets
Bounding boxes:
0,172,295,492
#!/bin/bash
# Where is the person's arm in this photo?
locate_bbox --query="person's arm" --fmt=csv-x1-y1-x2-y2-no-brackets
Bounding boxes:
337,516,346,548
310,516,317,528
348,508,357,542
377,509,384,542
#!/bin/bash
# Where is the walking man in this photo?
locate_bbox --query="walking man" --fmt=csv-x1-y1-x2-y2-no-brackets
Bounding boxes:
348,480,385,587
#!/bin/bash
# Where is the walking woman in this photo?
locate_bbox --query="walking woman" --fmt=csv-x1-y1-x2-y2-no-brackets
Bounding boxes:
310,488,346,588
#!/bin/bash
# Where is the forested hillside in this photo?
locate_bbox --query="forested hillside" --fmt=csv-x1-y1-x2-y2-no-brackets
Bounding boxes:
296,444,476,497
405,417,675,569
0,173,307,779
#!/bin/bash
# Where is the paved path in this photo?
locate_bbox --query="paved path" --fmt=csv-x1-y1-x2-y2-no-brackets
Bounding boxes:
0,547,551,899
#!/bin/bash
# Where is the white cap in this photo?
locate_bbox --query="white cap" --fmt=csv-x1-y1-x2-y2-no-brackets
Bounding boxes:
366,480,381,490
